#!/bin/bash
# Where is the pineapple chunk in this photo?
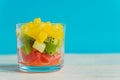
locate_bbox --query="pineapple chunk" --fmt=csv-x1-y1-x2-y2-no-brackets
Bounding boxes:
34,18,41,24
22,22,41,39
37,31,48,43
53,24,63,32
42,23,64,40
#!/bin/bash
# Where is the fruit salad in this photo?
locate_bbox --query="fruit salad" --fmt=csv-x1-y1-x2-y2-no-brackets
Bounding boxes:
16,18,64,66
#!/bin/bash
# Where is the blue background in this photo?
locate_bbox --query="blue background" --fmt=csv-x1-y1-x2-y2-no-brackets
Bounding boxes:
0,0,120,54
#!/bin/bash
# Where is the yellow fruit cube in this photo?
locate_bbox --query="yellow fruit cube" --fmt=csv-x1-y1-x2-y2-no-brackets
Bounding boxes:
57,32,64,40
53,24,63,32
42,22,53,34
20,18,64,41
21,22,42,39
34,18,41,23
37,31,48,43
49,24,64,40
21,25,26,31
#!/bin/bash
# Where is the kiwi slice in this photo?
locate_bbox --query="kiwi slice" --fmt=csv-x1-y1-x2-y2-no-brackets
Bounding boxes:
44,37,58,55
19,32,35,55
45,42,57,55
19,32,35,45
21,43,32,55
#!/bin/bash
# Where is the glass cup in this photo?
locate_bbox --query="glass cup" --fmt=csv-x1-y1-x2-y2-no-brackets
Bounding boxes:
16,23,65,72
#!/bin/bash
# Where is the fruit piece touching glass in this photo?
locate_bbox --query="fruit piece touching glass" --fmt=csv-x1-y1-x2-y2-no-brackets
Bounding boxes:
16,18,64,72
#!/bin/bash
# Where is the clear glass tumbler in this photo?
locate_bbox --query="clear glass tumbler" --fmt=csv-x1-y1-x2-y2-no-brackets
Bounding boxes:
16,23,64,72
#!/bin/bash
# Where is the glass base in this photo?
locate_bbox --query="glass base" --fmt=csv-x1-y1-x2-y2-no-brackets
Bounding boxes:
18,64,63,73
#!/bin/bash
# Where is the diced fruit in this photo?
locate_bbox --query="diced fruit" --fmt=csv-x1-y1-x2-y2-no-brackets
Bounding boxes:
37,31,48,43
55,40,63,52
20,48,42,65
44,37,58,45
19,48,61,66
45,42,57,55
21,43,32,55
53,24,63,32
19,32,35,55
44,37,58,55
43,24,64,40
50,53,61,65
42,22,52,34
21,24,27,31
20,18,64,41
28,51,42,65
33,41,46,52
34,18,41,24
56,39,63,48
17,18,64,66
41,53,53,63
19,32,35,44
22,22,41,39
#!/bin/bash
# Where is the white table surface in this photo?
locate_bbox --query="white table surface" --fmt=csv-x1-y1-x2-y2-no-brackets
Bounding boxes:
1,54,120,80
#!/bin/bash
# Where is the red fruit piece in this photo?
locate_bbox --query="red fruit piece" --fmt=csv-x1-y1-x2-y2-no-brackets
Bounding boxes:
19,48,62,66
50,53,61,65
19,48,41,66
29,51,41,62
41,53,53,63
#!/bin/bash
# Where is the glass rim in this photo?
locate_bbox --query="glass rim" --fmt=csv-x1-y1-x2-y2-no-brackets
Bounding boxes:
16,23,65,25
16,23,66,29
